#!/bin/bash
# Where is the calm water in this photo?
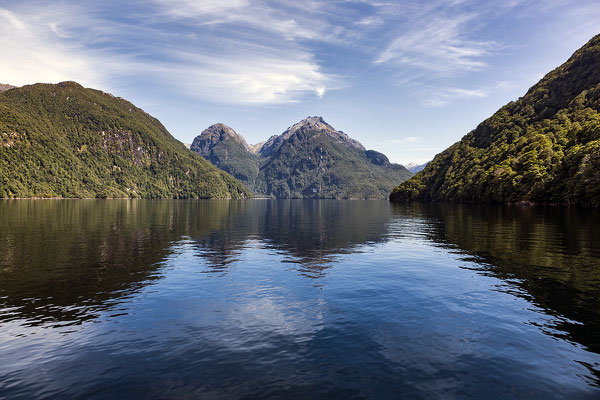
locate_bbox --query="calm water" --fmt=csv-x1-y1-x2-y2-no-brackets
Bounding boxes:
1,200,600,399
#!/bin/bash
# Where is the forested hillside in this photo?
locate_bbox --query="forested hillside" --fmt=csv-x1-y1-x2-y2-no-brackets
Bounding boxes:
390,34,600,206
0,82,249,198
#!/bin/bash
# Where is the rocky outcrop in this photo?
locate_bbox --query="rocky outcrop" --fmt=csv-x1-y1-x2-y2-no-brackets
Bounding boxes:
260,116,365,157
0,83,16,92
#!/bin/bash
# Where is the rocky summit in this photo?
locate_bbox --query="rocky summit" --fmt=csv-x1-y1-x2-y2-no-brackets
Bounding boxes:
0,83,16,92
259,116,365,157
191,123,261,187
191,117,413,199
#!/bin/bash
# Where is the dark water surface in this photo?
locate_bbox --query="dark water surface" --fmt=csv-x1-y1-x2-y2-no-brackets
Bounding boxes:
1,200,600,399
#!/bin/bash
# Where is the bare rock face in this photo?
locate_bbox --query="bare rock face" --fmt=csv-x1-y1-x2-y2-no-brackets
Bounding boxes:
0,83,16,92
249,141,265,154
260,116,365,157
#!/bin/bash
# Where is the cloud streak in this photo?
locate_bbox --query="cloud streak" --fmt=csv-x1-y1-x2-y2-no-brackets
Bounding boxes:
375,13,493,75
1,0,599,112
0,8,105,88
0,1,342,105
160,49,336,104
424,87,488,107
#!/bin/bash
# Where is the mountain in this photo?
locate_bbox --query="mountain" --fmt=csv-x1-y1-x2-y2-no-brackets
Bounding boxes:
259,117,365,157
405,162,429,173
390,34,600,206
255,117,413,198
0,82,249,199
191,123,261,188
0,84,15,92
191,116,413,199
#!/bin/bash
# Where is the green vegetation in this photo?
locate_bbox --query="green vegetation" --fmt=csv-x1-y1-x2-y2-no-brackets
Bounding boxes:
390,34,600,206
191,123,261,190
0,82,249,198
255,127,413,198
192,117,413,199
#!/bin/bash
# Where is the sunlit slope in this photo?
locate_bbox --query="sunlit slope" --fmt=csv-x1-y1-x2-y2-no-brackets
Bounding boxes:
391,34,600,206
0,82,249,198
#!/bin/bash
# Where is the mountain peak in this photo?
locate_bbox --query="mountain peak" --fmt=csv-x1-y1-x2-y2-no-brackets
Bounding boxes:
193,123,252,154
0,83,16,92
260,116,365,156
189,117,412,198
204,123,240,138
291,116,330,130
404,162,429,173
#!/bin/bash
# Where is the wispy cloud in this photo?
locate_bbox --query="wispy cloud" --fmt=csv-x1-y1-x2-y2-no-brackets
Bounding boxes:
158,49,336,104
0,8,104,88
150,0,344,42
143,0,344,103
0,1,343,105
375,13,493,75
2,0,598,112
355,16,384,27
386,136,422,145
424,87,488,107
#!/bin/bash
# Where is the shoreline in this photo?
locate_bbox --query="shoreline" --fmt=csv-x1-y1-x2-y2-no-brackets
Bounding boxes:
1,197,596,207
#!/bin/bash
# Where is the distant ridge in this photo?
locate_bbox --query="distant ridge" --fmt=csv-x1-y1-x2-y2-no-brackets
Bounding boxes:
405,162,429,173
191,116,413,199
391,34,600,206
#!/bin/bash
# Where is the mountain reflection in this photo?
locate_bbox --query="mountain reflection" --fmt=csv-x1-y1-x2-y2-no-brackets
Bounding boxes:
2,198,600,379
390,203,600,384
0,200,183,326
189,200,394,276
0,200,395,325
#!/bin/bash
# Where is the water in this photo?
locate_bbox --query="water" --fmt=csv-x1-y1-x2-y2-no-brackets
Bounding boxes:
1,200,599,399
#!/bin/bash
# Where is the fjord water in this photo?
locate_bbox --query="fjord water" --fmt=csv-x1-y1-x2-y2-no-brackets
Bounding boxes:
1,200,599,399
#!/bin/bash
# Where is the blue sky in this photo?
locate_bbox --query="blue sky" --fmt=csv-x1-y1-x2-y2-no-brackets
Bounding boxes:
1,0,599,164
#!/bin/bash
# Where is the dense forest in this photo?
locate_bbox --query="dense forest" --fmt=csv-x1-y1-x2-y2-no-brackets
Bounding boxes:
0,82,249,198
390,34,600,206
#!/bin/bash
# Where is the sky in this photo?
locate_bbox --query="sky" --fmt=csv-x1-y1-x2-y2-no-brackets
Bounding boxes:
0,1,599,164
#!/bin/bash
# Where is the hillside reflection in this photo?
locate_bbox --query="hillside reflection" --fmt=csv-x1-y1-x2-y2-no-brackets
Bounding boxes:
391,203,600,383
2,198,600,379
0,200,394,325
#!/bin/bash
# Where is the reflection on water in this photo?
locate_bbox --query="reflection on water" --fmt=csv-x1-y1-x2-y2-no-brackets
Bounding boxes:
399,203,600,387
0,200,599,399
407,204,600,351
